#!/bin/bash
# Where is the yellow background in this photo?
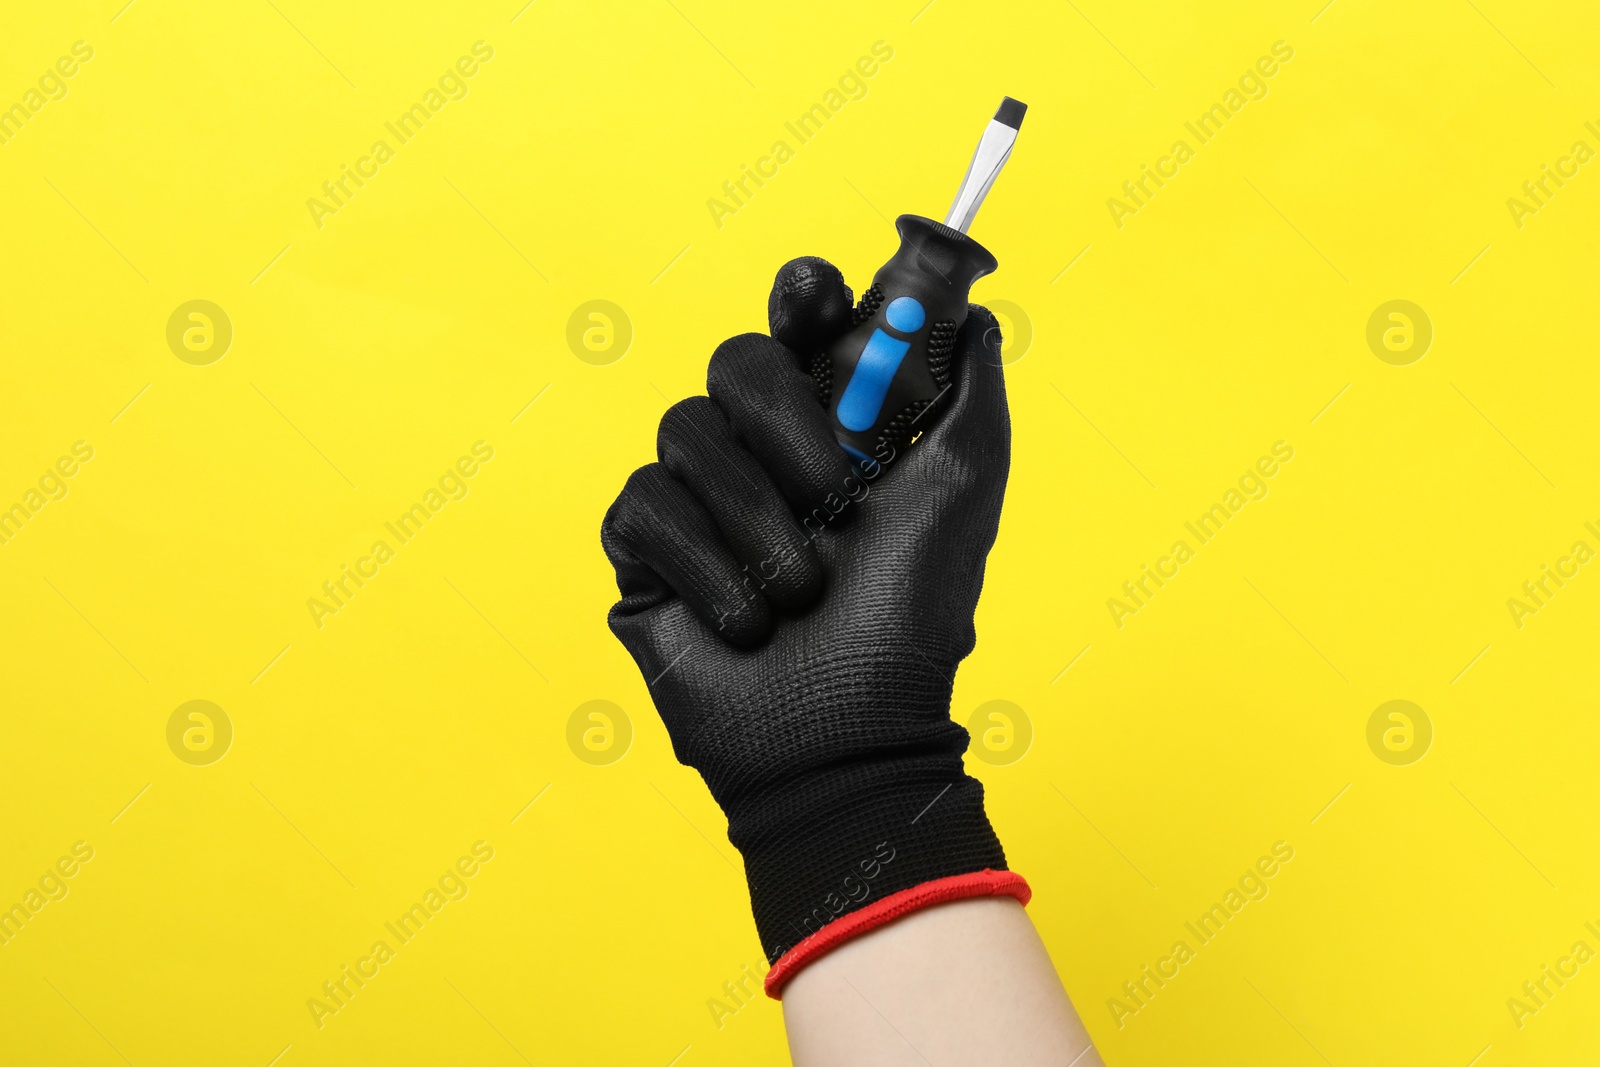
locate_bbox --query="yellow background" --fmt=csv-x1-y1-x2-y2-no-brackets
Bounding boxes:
3,0,1598,1063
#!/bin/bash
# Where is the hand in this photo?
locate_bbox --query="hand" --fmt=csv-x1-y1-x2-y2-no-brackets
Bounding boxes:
600,255,1025,994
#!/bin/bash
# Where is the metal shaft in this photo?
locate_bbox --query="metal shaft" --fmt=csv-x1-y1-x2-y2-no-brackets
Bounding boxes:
944,97,1027,234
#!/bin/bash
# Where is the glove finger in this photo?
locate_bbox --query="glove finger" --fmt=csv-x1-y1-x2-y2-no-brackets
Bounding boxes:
600,520,673,613
657,396,822,610
707,333,857,521
601,463,771,648
767,256,853,366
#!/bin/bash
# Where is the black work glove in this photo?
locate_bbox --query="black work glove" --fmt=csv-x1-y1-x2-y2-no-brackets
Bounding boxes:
600,256,1026,996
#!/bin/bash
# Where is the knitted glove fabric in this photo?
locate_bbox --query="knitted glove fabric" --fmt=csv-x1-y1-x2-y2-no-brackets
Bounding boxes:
601,256,1027,997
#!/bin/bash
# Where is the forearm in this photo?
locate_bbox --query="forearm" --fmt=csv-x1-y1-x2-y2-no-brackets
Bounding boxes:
782,897,1103,1067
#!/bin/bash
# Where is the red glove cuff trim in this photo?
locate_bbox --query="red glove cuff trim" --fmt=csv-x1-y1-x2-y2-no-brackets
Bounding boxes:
763,868,1031,999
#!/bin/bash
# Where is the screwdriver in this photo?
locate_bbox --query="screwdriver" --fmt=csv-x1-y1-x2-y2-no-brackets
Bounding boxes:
825,96,1026,469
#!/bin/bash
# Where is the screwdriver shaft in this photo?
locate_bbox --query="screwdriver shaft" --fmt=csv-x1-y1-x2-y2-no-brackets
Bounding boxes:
944,97,1027,234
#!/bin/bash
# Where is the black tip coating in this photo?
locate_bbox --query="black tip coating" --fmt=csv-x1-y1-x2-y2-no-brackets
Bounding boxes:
994,96,1027,129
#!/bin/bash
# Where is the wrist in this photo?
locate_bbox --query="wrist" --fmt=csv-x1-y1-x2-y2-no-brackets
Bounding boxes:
766,869,1031,998
725,753,1023,996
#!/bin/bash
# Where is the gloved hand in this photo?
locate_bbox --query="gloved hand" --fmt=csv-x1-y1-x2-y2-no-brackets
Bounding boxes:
600,256,1027,997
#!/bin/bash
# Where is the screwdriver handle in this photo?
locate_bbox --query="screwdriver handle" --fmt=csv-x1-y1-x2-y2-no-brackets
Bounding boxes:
825,215,998,468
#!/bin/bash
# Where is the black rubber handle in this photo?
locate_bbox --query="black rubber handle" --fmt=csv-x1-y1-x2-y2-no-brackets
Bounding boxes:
825,215,998,466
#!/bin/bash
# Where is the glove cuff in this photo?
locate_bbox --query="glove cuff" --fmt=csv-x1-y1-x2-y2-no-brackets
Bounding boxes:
728,755,1016,996
762,868,1030,998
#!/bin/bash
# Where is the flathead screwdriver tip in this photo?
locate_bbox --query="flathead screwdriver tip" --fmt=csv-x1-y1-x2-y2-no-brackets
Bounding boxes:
944,96,1027,233
994,96,1027,130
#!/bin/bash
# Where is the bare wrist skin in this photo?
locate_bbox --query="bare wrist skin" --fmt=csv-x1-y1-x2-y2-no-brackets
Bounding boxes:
782,898,1103,1067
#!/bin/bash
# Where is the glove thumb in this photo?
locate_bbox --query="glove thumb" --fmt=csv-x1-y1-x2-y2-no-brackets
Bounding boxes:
894,302,1010,492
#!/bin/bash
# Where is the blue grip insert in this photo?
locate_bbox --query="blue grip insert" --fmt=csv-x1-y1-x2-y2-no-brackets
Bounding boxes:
836,297,925,432
884,295,925,332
